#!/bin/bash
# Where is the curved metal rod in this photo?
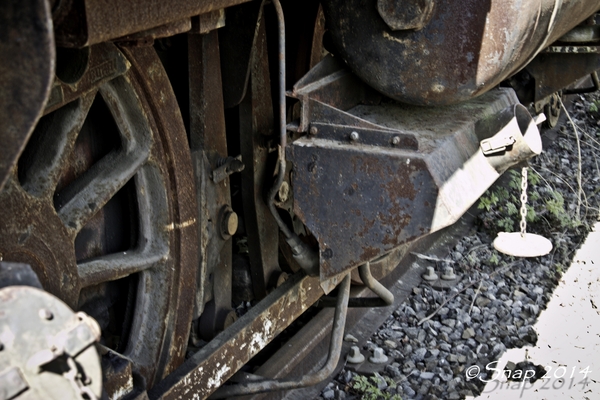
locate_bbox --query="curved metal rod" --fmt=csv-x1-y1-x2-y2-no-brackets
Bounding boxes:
358,262,394,305
316,262,394,307
210,274,351,398
266,0,294,240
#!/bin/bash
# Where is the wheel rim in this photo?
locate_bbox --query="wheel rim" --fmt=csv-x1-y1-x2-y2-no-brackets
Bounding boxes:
0,45,197,390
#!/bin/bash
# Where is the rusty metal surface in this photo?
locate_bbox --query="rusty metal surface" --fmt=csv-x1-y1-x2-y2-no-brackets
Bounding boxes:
219,1,265,108
148,272,325,400
211,274,350,398
288,84,535,282
377,0,435,31
100,347,136,400
0,44,198,394
54,0,252,47
321,0,600,105
0,0,54,193
245,214,476,400
45,42,130,115
239,9,282,299
526,52,600,102
188,30,234,339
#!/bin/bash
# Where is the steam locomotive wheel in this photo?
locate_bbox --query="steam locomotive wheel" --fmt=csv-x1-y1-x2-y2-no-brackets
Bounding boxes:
0,46,198,392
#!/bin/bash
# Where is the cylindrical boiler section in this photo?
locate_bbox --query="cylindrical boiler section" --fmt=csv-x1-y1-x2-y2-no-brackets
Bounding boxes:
322,0,600,105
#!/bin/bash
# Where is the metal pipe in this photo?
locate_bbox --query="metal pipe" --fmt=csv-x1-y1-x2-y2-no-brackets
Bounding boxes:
263,0,320,276
357,262,394,306
209,274,351,398
267,0,293,239
316,262,394,308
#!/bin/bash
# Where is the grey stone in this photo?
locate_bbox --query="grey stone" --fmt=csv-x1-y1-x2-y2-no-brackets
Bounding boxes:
420,371,435,380
442,319,456,328
417,329,427,342
322,389,335,399
405,327,418,340
412,347,427,361
402,384,416,398
462,327,475,339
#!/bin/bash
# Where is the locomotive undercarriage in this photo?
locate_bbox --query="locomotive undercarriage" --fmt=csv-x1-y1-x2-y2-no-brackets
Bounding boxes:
1,0,600,399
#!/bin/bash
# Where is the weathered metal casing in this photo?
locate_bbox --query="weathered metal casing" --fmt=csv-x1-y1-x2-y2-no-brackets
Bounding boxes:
321,0,600,105
53,0,250,47
288,88,541,285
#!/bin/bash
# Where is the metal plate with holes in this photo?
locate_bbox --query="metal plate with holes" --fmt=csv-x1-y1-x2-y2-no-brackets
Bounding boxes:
0,286,102,400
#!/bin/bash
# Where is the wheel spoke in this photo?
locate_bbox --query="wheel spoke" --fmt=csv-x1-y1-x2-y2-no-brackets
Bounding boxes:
99,77,152,153
21,92,96,197
57,149,149,233
77,247,167,288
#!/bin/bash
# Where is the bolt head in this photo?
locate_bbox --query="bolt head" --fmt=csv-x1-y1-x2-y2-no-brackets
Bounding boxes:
392,136,401,145
349,131,359,141
224,211,238,237
277,181,290,202
309,126,318,136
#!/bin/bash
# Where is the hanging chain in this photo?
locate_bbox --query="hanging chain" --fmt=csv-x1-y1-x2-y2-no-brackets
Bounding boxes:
519,167,528,237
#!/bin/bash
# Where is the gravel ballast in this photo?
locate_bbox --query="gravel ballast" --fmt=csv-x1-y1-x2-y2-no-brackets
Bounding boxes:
317,92,600,400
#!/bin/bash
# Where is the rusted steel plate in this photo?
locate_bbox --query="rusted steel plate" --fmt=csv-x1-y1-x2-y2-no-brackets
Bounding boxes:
148,273,324,400
0,0,54,192
54,0,252,47
288,88,524,281
321,0,600,105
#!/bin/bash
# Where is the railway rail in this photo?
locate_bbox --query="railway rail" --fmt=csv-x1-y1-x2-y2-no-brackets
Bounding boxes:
1,1,600,399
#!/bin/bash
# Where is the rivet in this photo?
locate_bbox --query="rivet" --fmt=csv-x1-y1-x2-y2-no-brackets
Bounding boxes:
349,131,359,141
309,126,318,136
392,136,401,145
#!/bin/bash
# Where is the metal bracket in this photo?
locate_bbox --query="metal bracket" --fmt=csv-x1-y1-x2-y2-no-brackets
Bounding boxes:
480,132,516,155
211,155,245,183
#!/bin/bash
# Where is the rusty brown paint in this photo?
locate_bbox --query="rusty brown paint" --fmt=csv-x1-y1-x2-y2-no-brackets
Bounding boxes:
322,0,600,105
54,0,253,47
0,0,54,192
288,86,531,281
148,273,325,400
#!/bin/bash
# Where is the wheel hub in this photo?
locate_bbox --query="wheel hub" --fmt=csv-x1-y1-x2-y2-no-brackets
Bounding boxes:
0,177,80,307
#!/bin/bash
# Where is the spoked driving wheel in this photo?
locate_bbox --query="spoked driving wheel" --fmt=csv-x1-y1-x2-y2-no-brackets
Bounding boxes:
0,45,198,393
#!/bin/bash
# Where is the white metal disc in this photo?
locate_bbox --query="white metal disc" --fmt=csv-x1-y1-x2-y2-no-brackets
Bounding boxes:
493,232,553,257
